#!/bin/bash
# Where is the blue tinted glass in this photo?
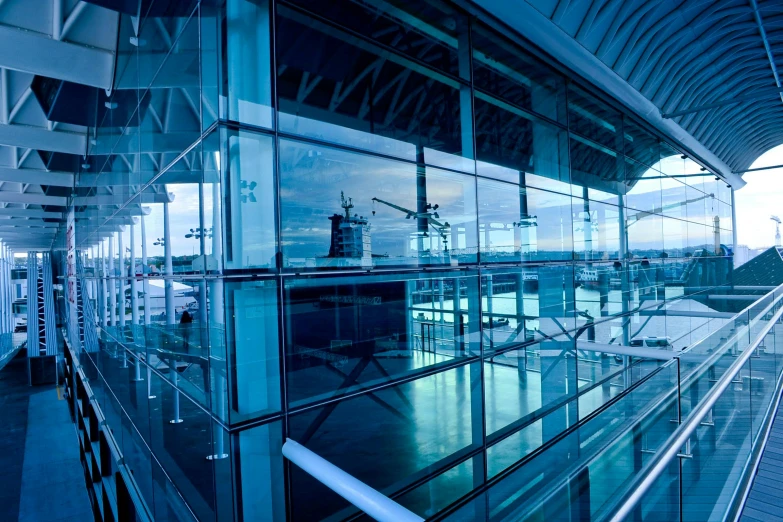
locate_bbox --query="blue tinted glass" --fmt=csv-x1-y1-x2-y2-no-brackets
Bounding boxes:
276,4,475,172
279,138,478,269
283,271,480,407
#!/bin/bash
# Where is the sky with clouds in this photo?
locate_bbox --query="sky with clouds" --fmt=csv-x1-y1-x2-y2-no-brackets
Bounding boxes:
734,146,783,249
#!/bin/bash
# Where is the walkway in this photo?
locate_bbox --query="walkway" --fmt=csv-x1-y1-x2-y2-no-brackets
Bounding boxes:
0,349,92,522
741,396,783,522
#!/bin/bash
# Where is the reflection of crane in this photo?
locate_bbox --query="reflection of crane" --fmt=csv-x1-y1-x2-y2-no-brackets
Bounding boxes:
627,193,714,226
772,216,781,247
513,214,538,228
371,197,451,251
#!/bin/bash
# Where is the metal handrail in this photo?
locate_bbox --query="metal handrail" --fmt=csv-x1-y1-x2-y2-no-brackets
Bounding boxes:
282,439,423,522
608,290,783,522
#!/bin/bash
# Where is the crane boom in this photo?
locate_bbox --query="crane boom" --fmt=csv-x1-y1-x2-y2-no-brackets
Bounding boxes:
628,193,714,226
371,197,448,228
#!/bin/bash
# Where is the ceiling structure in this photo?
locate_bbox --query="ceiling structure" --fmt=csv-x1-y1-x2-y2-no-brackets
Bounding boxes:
0,0,206,252
0,0,782,251
476,0,783,186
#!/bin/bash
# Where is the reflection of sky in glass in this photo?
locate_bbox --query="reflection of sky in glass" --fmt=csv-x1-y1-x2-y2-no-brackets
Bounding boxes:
279,140,476,262
141,183,213,261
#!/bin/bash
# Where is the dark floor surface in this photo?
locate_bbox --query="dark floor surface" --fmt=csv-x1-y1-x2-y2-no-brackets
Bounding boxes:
741,392,783,522
0,350,92,522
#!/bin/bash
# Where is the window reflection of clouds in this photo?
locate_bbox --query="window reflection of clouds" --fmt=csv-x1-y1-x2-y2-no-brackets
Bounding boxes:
279,139,477,266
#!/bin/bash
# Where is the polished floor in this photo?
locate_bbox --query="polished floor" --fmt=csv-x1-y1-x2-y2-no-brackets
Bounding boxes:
740,386,783,522
0,349,92,522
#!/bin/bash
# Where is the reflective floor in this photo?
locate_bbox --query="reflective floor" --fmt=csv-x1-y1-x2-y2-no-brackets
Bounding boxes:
0,350,92,522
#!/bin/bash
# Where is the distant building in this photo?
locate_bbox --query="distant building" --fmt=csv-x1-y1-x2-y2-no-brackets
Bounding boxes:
735,245,768,267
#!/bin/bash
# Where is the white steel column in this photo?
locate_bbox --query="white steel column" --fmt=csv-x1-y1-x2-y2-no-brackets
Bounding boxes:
5,244,11,334
108,235,116,326
90,247,98,324
0,242,6,336
163,201,175,325
210,180,224,330
99,241,107,327
118,227,126,328
130,221,139,326
141,214,151,326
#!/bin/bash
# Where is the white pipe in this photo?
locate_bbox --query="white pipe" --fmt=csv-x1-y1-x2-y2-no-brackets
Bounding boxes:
282,439,424,522
108,235,116,326
118,228,125,327
141,214,151,326
130,221,139,326
164,201,175,325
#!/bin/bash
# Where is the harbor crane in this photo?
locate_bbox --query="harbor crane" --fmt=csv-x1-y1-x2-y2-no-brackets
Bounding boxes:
772,216,781,247
371,197,451,251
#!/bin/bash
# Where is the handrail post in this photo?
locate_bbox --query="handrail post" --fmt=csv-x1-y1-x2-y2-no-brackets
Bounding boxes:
169,360,182,424
608,286,783,522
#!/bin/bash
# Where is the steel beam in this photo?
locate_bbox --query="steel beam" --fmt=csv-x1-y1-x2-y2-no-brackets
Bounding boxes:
0,23,115,89
73,192,173,206
0,209,62,219
0,167,74,187
0,192,67,206
0,124,86,154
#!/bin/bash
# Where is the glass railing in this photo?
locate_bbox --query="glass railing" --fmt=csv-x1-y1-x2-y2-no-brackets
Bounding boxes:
437,284,783,522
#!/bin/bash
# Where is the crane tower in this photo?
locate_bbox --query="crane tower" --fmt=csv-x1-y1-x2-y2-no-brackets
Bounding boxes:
772,216,781,247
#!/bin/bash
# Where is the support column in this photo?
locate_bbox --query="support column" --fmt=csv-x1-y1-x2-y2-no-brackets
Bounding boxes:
90,247,98,324
0,242,6,337
164,201,175,326
108,235,116,327
118,228,126,328
618,195,630,346
582,186,592,261
141,214,151,326
99,241,107,327
618,195,631,389
209,180,225,360
130,221,139,327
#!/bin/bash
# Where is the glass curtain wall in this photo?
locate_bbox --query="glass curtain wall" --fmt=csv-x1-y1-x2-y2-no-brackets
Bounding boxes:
67,0,736,521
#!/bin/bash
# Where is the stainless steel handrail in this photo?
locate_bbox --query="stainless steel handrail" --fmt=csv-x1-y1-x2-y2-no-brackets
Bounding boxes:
282,439,424,522
608,290,783,522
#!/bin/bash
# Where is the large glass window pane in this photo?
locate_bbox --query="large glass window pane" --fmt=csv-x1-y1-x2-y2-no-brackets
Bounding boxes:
567,86,623,151
283,271,480,407
288,0,470,81
472,22,566,123
279,138,478,269
570,135,624,194
477,179,573,264
623,120,659,168
484,331,577,447
288,362,483,520
276,4,474,172
138,2,199,92
475,96,569,185
625,162,661,213
230,420,285,522
221,0,274,129
572,197,620,261
660,174,688,220
222,129,277,270
223,278,282,423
